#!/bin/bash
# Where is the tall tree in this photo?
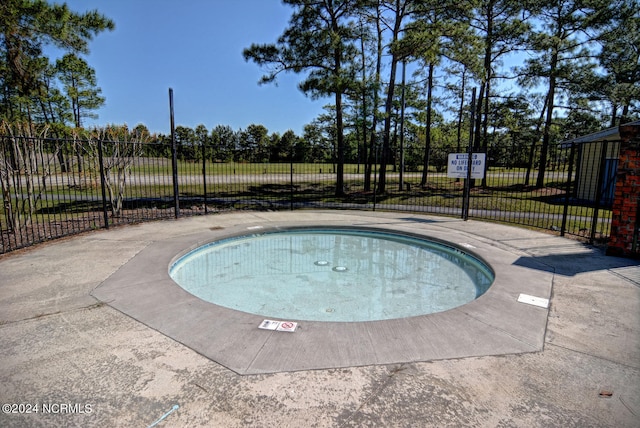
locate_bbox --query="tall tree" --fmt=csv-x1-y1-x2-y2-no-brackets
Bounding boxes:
238,124,270,162
56,53,104,128
520,0,615,188
29,57,71,126
409,0,475,186
0,0,114,123
211,124,237,162
303,119,333,162
350,1,385,191
374,0,459,191
274,129,299,162
354,14,376,189
489,94,538,168
469,0,528,187
244,0,361,196
595,1,640,125
375,0,410,193
194,124,212,161
174,125,197,160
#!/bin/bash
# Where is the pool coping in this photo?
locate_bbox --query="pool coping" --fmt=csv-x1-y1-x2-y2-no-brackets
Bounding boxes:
92,217,553,375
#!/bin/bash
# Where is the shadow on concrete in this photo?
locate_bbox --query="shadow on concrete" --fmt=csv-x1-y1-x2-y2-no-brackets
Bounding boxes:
398,217,440,224
514,250,640,277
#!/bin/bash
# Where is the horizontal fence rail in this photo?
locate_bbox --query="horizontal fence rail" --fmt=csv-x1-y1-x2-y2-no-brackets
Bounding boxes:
1,135,616,254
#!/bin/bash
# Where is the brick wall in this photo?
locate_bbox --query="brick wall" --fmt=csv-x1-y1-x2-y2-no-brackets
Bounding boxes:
607,125,640,258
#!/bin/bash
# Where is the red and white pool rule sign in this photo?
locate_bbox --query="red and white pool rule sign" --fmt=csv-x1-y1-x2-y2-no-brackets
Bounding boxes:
447,153,486,179
259,319,298,332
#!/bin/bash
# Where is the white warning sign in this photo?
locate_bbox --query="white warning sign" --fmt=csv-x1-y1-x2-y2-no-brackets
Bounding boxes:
258,319,298,332
276,321,297,332
447,153,486,179
258,320,280,330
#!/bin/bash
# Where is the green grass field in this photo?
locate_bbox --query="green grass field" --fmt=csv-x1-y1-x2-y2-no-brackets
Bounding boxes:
1,160,609,246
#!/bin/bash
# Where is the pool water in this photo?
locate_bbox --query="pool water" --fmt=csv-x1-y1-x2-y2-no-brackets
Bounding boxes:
169,228,494,322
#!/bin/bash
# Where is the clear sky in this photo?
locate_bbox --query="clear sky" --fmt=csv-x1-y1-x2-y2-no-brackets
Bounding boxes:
53,0,330,136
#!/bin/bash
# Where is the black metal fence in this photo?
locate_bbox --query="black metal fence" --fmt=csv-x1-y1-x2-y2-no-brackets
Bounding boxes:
1,134,617,254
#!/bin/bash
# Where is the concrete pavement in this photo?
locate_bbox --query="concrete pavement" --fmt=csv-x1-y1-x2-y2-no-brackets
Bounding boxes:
0,210,638,427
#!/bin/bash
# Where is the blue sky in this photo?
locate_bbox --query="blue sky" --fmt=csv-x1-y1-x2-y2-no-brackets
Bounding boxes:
53,0,330,135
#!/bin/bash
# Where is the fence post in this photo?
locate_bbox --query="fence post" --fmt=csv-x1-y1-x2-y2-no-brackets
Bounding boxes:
398,59,406,192
169,88,180,218
96,139,110,229
202,141,208,214
590,140,608,244
372,143,379,211
560,142,576,236
1,137,15,233
462,88,476,220
290,147,294,211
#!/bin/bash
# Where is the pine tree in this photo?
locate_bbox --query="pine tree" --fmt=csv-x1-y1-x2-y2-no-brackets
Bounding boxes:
56,53,104,128
520,0,616,188
243,0,362,196
0,0,114,123
469,0,528,187
596,1,640,125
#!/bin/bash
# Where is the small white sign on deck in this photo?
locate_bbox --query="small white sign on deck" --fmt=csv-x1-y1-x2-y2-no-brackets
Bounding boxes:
447,153,486,179
458,242,477,249
258,319,280,330
276,321,297,332
258,319,298,332
517,293,549,309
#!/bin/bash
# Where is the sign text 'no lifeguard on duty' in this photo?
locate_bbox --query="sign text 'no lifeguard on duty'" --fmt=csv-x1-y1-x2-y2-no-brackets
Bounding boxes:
447,153,486,179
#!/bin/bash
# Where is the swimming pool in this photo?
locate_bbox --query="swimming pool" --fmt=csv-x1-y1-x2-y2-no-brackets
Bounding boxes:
169,227,494,322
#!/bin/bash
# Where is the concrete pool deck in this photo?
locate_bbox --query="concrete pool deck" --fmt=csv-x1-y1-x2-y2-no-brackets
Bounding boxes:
1,210,639,426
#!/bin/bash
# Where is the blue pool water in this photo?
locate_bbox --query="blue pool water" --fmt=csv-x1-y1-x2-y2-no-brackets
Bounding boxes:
169,228,494,322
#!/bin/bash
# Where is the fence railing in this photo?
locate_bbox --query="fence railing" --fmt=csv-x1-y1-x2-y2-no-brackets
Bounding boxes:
1,135,617,254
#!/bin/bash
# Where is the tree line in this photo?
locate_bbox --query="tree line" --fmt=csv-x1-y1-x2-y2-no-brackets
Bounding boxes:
2,0,639,198
146,119,492,174
244,0,639,194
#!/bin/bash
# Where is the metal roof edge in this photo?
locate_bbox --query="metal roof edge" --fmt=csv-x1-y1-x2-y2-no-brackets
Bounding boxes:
561,120,640,145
